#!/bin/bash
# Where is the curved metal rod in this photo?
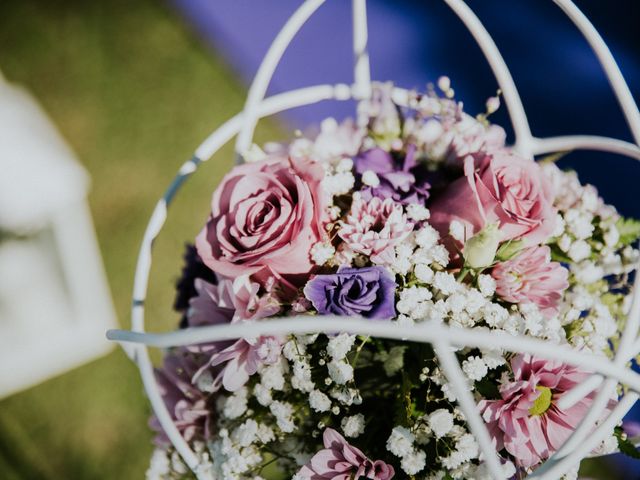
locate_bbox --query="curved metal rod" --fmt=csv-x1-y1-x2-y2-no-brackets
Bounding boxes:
556,374,604,410
538,15,640,466
352,0,371,100
552,279,640,460
552,0,640,145
107,318,640,396
443,0,533,158
529,393,638,480
434,340,505,478
531,135,640,161
234,0,326,158
529,131,640,471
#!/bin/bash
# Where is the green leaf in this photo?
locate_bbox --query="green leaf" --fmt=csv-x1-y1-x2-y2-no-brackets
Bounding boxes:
614,426,640,460
496,239,525,262
394,372,414,427
563,320,582,341
549,243,572,264
616,217,640,246
538,151,571,164
475,377,501,400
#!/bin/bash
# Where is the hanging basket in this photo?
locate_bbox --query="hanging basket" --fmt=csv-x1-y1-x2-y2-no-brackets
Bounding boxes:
108,1,640,479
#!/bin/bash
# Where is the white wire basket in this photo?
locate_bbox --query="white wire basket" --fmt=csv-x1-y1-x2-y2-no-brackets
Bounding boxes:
107,1,640,479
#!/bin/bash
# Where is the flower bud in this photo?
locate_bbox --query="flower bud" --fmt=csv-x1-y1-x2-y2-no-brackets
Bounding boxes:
463,223,501,269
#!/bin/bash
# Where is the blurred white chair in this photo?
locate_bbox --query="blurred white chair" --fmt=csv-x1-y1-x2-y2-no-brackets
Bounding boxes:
0,71,116,398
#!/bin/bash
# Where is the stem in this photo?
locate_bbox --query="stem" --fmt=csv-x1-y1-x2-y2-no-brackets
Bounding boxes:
351,336,370,368
457,267,470,283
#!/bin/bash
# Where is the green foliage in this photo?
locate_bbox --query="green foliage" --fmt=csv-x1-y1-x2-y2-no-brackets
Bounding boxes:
602,292,626,319
538,151,571,164
549,243,573,264
394,372,415,427
614,426,640,460
616,217,640,246
563,319,583,341
475,377,500,400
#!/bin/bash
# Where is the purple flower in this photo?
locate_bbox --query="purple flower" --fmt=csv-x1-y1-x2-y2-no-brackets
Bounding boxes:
207,335,284,392
354,145,430,205
151,349,212,447
188,276,282,392
303,266,396,319
296,428,395,479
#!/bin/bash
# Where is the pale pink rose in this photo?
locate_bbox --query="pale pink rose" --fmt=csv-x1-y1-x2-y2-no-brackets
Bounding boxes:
338,195,413,264
430,152,557,248
196,155,326,282
296,428,395,479
491,246,569,318
479,354,612,468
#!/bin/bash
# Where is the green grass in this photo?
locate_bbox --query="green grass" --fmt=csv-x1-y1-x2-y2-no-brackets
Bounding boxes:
0,0,282,478
0,1,625,478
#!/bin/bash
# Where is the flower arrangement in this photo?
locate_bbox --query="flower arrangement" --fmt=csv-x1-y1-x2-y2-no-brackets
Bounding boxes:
147,82,640,480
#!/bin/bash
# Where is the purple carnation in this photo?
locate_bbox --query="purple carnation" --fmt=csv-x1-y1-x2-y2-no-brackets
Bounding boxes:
303,266,396,319
354,145,430,205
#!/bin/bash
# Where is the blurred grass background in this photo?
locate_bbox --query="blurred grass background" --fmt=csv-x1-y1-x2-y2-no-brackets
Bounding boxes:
0,0,282,478
0,0,620,478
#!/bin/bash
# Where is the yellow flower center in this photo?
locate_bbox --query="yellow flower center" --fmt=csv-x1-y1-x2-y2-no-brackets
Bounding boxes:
529,386,553,416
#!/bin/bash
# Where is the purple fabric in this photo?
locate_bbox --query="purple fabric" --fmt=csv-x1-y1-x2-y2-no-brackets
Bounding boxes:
623,420,640,438
169,0,425,127
304,265,396,319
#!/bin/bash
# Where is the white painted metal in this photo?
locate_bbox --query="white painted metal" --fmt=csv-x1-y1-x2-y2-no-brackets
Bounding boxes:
443,0,533,159
352,0,371,100
108,318,640,395
109,1,640,479
234,0,326,160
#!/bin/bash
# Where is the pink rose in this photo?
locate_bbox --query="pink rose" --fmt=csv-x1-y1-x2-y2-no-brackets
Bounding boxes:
492,246,569,318
430,152,557,246
196,156,326,281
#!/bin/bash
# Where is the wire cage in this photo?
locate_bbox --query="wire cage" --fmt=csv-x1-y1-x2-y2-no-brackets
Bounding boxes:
107,1,640,479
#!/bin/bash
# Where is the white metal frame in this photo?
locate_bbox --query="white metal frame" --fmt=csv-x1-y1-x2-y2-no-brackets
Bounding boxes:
107,1,640,479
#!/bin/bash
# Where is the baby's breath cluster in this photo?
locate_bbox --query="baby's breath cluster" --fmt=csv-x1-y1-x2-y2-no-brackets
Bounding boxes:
147,82,640,480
